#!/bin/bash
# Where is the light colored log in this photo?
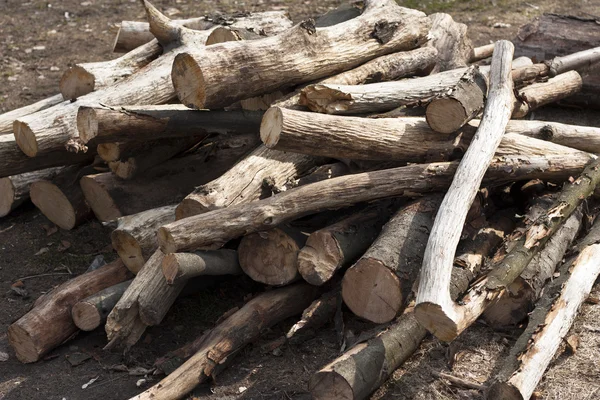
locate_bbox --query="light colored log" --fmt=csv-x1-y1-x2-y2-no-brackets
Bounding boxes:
71,280,132,331
415,41,516,340
0,94,63,134
162,249,241,285
172,0,430,109
158,151,592,254
470,43,495,61
427,13,472,73
547,46,600,76
8,260,131,363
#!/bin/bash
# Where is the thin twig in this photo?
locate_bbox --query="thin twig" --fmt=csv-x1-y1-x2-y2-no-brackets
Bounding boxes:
432,371,486,391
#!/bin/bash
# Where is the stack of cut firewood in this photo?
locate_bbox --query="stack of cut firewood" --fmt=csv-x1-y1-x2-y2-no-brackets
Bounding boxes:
2,0,600,398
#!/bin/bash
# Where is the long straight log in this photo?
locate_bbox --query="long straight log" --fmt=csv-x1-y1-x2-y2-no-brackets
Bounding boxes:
298,202,396,286
162,249,241,285
415,40,516,341
0,166,64,218
172,0,430,109
71,280,133,331
417,156,600,341
310,215,514,400
158,152,592,254
487,240,600,399
0,94,63,134
130,283,320,400
81,134,257,221
30,164,93,230
8,260,132,363
77,104,263,144
260,108,582,162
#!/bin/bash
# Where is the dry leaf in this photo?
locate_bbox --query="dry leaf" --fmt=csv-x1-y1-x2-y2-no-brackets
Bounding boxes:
565,334,579,354
34,247,49,256
57,240,71,252
42,224,58,236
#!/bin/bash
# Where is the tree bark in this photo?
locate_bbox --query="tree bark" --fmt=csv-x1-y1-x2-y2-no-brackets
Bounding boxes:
158,151,592,254
81,135,256,221
77,104,263,144
0,94,63,134
417,156,600,342
260,108,581,162
415,40,516,341
487,240,600,399
470,43,495,62
287,288,340,340
0,166,64,218
342,195,442,323
130,283,320,400
175,145,326,219
513,70,582,117
172,0,430,109
238,225,308,286
483,206,582,327
71,280,132,331
110,205,177,274
298,202,396,286
162,249,241,285
59,40,162,100
7,260,132,363
310,216,515,400
427,13,472,73
29,164,93,230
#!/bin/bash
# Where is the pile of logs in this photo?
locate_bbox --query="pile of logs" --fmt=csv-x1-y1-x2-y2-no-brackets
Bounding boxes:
2,0,600,398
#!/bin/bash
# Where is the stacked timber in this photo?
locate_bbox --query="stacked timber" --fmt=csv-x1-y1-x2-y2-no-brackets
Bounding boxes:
1,1,599,399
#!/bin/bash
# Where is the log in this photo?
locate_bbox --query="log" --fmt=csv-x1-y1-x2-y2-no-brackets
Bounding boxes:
175,145,325,219
12,3,291,157
260,108,581,162
415,40,516,341
30,164,93,230
487,239,600,399
8,260,132,363
81,134,257,221
286,288,340,340
130,283,319,400
417,156,600,341
470,43,495,62
77,104,263,144
71,280,132,331
96,142,135,163
427,13,472,73
157,151,592,254
172,0,431,109
0,134,95,178
483,205,582,327
162,249,241,285
0,94,63,134
0,166,64,218
297,202,396,286
110,205,177,274
238,225,308,286
341,195,442,323
59,40,162,100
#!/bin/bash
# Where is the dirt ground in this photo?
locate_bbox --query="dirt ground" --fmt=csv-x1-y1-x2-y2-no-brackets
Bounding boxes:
1,0,600,399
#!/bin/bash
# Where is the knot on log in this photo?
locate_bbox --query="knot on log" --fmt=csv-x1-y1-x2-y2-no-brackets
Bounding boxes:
300,19,317,35
371,20,400,44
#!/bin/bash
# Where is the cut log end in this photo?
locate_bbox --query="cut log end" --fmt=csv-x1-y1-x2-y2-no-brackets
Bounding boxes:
301,85,352,114
60,66,95,100
157,227,177,254
238,228,301,286
310,370,354,400
71,302,102,331
175,198,207,220
13,120,38,157
341,258,402,324
80,176,122,222
0,178,15,217
487,382,524,400
77,107,99,143
260,106,284,147
172,53,206,109
161,253,180,285
6,323,39,363
205,27,240,45
297,231,342,286
111,230,145,274
30,181,77,230
414,302,459,342
425,97,469,134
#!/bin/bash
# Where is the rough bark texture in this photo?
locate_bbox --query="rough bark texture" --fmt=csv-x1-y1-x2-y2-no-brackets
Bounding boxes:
172,0,431,109
298,203,395,286
111,205,177,274
0,94,63,134
287,288,340,340
427,13,473,73
29,164,93,230
158,151,592,254
162,249,241,285
415,40,516,342
77,104,263,144
130,284,319,400
342,195,442,324
71,280,133,331
7,260,132,363
175,145,325,219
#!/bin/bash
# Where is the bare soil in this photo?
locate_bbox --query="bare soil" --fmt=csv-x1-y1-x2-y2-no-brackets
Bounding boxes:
1,0,600,399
